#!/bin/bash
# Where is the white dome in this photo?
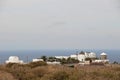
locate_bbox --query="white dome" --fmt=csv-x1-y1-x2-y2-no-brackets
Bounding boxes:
9,56,19,61
33,59,43,62
6,56,23,64
101,52,107,55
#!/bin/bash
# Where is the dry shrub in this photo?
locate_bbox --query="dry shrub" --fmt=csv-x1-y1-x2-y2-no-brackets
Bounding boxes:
50,71,69,80
28,61,47,68
0,71,16,80
31,66,48,78
0,63,120,80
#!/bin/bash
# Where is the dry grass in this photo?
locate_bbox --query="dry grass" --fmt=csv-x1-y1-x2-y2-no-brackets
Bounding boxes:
0,71,16,80
0,63,120,80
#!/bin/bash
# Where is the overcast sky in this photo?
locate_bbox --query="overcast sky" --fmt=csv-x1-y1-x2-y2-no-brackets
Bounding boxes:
0,0,120,50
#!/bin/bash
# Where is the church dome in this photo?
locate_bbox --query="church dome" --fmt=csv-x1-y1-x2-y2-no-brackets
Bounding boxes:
101,52,107,55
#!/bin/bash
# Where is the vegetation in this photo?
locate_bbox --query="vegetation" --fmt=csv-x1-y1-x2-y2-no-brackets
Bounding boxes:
41,56,47,62
60,57,79,64
41,56,79,64
0,62,120,80
47,57,57,62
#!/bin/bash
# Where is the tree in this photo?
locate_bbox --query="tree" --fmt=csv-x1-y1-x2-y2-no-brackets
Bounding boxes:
48,57,56,62
29,61,47,68
41,56,47,61
113,61,118,64
60,58,67,64
85,58,92,63
60,57,79,64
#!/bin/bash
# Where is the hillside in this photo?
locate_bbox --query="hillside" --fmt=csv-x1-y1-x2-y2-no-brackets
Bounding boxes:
0,62,120,80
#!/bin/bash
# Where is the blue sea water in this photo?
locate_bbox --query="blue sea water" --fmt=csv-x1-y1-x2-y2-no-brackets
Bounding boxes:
0,49,120,64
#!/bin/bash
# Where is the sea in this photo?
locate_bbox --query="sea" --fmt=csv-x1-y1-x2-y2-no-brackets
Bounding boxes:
0,49,120,64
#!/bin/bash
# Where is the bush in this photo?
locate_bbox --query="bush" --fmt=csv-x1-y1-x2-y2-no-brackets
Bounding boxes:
31,67,48,78
50,71,69,80
0,63,120,80
6,63,19,68
28,61,47,68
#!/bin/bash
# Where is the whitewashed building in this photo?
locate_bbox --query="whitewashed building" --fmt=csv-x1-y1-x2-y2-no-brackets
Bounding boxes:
47,61,61,65
70,52,97,62
6,56,24,64
88,52,96,58
70,54,78,59
78,54,86,62
100,52,107,60
94,52,109,63
94,60,109,63
55,56,69,59
84,52,96,58
32,58,44,62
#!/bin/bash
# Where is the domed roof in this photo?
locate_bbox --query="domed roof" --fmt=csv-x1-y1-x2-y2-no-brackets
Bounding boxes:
9,56,19,61
100,52,107,55
6,56,24,64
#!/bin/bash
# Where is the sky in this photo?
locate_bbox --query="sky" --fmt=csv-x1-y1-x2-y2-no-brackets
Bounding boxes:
0,0,120,50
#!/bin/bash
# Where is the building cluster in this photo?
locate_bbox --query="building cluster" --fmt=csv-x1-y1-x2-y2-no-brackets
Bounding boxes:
56,52,97,62
5,51,109,65
55,52,109,64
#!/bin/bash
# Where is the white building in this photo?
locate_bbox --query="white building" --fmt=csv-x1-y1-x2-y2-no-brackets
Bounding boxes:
84,52,96,58
100,52,107,60
94,52,109,63
6,56,24,64
78,54,86,62
70,54,78,59
70,52,97,62
47,61,61,65
88,52,96,58
94,60,109,63
55,56,69,59
32,58,44,62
